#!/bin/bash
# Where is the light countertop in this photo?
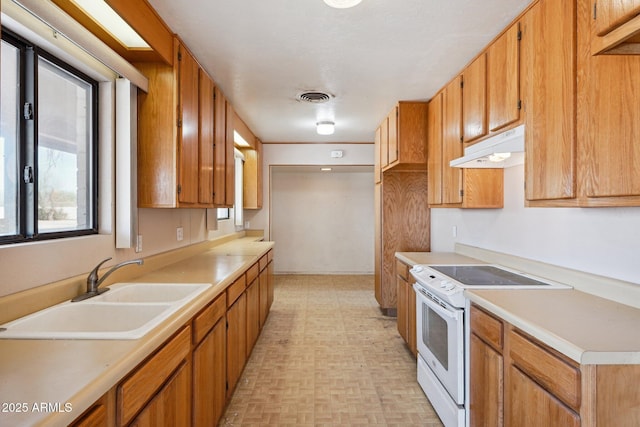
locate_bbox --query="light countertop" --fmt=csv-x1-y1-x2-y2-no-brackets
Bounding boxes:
0,237,274,427
396,251,640,366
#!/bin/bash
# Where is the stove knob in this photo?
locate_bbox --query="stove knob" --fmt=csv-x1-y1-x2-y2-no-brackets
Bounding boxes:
439,280,449,288
443,283,456,291
413,266,423,273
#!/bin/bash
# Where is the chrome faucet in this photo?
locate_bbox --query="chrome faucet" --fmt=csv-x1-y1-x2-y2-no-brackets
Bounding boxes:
72,257,144,302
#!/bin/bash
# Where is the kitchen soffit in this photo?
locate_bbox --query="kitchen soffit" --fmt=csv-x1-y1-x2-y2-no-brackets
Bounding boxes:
147,0,530,143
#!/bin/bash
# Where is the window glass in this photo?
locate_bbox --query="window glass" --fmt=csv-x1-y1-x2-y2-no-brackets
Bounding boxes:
0,40,20,237
37,57,94,233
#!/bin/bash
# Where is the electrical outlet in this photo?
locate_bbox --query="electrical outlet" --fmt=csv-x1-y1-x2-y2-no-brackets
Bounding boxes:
136,235,143,253
452,226,458,238
176,227,184,241
244,221,250,229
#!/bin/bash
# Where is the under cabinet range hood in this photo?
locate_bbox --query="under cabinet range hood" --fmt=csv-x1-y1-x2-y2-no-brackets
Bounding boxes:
450,124,525,168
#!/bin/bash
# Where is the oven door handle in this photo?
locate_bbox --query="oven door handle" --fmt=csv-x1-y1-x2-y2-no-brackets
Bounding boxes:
414,285,460,319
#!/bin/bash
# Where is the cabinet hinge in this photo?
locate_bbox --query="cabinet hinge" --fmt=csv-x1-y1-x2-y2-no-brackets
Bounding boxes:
460,79,464,89
460,136,464,143
517,99,522,110
517,30,522,41
593,2,597,20
177,119,182,128
23,102,33,120
177,185,182,195
460,189,464,197
177,51,182,61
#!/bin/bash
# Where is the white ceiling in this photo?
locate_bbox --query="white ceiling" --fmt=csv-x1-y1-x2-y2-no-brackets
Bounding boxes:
147,0,530,143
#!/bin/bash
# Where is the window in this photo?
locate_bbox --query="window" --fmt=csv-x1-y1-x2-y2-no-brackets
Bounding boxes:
1,31,98,244
217,208,230,220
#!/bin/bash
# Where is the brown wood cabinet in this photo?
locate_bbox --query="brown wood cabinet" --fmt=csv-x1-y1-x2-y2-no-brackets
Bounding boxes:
242,139,263,209
258,254,269,328
428,78,504,209
136,39,216,208
192,295,226,427
469,304,640,427
522,0,576,203
376,102,428,174
395,258,416,357
226,291,247,399
213,87,236,208
198,69,215,205
488,22,521,133
462,53,488,143
374,172,430,314
592,0,640,54
70,392,114,427
117,326,192,426
246,275,260,357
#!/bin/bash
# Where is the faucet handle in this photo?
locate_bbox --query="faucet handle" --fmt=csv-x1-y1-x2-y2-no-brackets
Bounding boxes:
88,257,112,283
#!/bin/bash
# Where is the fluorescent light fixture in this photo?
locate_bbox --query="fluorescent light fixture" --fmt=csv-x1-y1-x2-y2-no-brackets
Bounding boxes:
71,0,150,48
321,167,333,171
316,121,335,135
323,0,363,8
234,130,251,147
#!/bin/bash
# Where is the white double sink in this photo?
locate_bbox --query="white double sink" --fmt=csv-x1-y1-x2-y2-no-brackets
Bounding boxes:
0,283,211,340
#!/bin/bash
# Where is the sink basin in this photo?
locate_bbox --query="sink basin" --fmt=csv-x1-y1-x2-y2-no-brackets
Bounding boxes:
0,283,212,340
93,282,211,304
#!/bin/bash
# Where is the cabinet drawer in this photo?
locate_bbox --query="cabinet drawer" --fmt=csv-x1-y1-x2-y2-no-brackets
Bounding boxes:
259,254,268,272
227,275,247,307
396,259,410,281
267,249,273,263
246,262,260,285
509,328,581,411
193,294,225,345
118,326,191,426
470,305,503,351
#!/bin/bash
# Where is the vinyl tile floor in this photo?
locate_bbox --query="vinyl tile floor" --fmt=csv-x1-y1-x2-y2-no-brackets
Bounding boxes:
220,274,444,426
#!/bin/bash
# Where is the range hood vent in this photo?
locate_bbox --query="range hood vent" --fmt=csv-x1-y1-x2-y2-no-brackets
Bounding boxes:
450,124,525,168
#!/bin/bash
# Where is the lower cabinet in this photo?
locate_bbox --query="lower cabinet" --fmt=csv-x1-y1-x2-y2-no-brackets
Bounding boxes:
395,258,416,357
470,304,640,427
69,249,275,427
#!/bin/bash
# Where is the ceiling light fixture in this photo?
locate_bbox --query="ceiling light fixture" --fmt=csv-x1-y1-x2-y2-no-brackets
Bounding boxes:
323,0,362,9
316,121,335,135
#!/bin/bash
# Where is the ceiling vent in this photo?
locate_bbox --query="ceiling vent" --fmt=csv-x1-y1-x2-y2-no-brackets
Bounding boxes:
297,91,333,103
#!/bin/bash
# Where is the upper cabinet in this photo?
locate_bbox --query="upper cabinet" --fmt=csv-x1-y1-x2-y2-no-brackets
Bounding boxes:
428,78,504,209
462,53,488,143
522,0,576,202
488,22,521,132
592,0,640,54
137,39,204,208
376,101,428,175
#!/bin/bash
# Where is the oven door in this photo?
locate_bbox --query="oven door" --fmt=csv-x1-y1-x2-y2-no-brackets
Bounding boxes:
414,283,465,405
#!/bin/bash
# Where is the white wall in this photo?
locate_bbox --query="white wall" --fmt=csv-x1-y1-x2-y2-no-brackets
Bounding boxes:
271,167,374,274
430,165,640,285
244,143,375,274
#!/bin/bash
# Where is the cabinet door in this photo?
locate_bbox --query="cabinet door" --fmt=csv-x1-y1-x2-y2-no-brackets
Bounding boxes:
427,93,443,205
442,77,463,204
462,53,487,143
380,116,389,168
488,23,520,132
470,334,503,427
594,0,640,36
267,260,275,310
508,365,580,427
259,268,269,328
129,361,191,427
407,280,416,357
387,106,398,165
193,319,226,427
396,275,408,344
584,33,640,199
225,102,236,207
213,86,227,206
177,44,199,205
198,69,214,205
523,0,576,201
246,278,260,357
226,293,246,398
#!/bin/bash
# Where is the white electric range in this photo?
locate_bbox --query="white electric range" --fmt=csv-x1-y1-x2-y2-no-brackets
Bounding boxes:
410,264,570,427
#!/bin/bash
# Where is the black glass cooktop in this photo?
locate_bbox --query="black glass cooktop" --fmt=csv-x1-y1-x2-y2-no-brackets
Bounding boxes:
430,265,552,287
